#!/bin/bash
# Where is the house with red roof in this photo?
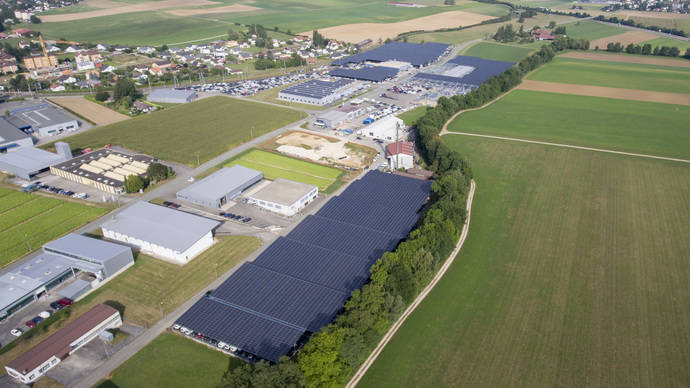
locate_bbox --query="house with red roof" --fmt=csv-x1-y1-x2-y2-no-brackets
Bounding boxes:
386,140,415,169
531,29,555,41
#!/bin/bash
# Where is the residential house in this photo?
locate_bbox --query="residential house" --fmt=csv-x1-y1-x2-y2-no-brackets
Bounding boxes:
45,45,60,53
0,60,17,74
0,33,8,40
64,46,81,53
137,46,155,55
132,100,154,113
18,41,31,49
76,50,102,63
96,43,111,51
57,74,77,84
50,84,66,92
101,65,116,73
531,29,555,41
237,52,252,62
150,60,171,76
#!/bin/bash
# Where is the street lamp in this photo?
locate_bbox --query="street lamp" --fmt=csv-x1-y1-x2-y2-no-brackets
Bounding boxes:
159,301,164,317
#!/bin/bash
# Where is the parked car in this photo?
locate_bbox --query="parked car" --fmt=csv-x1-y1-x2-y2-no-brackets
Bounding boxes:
24,320,35,328
38,310,51,319
10,328,22,337
57,298,72,306
50,301,63,310
32,316,43,325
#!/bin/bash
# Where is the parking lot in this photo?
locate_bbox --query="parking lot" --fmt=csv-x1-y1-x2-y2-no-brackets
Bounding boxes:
190,71,314,96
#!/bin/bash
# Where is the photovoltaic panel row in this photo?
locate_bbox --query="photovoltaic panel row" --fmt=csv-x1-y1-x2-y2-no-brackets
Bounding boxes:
281,79,354,99
332,42,450,67
415,56,515,87
343,170,432,207
329,66,399,82
175,297,304,363
211,263,349,332
252,237,372,293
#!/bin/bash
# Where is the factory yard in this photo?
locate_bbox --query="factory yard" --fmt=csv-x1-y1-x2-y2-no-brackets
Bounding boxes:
268,131,376,170
48,96,129,126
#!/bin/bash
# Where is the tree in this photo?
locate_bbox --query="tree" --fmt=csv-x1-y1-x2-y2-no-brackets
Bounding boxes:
94,89,109,102
685,48,690,59
554,26,566,35
443,0,455,4
30,15,41,24
548,20,557,29
146,162,170,182
124,175,145,193
113,78,137,101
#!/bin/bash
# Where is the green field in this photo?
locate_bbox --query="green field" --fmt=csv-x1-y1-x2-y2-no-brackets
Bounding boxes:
398,106,428,126
528,57,690,94
360,135,690,387
0,189,108,268
462,41,536,62
642,36,690,51
226,149,343,192
447,90,690,159
98,332,242,388
561,20,624,41
44,96,303,166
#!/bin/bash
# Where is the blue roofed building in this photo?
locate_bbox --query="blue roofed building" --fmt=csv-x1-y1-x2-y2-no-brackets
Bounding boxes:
332,42,451,67
277,79,360,106
329,66,399,82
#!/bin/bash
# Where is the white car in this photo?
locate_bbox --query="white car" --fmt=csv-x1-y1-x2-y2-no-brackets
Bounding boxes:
38,310,51,319
172,324,181,330
10,328,22,337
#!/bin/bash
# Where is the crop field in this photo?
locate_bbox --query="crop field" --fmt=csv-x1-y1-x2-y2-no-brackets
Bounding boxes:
462,41,535,62
447,90,690,159
560,20,624,41
0,189,108,268
44,96,302,166
559,51,690,68
590,30,659,49
225,149,344,192
360,135,690,387
527,57,690,94
97,332,242,388
642,36,690,51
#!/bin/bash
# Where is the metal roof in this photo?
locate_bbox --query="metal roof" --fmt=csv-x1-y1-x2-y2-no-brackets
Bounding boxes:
0,118,30,142
101,202,220,253
414,55,514,87
249,178,315,206
43,233,131,264
329,66,399,82
332,42,450,67
279,79,353,99
0,147,65,172
147,88,196,101
176,166,263,203
7,103,76,129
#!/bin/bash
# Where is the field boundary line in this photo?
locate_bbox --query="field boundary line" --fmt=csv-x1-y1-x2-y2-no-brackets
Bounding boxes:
346,179,476,388
445,132,690,163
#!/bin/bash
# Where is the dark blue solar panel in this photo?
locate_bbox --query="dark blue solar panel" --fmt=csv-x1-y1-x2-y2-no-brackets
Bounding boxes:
280,79,353,99
212,263,348,331
176,297,304,362
329,66,399,82
414,55,514,87
253,237,372,293
332,42,450,67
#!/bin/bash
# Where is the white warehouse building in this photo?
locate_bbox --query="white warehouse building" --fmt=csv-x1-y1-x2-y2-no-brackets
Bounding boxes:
248,178,318,217
359,115,405,141
101,202,220,264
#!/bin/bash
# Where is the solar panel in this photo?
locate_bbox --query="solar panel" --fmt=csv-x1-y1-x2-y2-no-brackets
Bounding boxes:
414,56,515,87
329,66,399,82
280,79,354,99
332,42,450,67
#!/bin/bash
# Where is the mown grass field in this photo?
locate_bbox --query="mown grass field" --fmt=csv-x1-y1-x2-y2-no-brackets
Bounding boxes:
561,20,624,40
225,149,343,192
398,106,428,126
447,90,690,159
97,332,242,388
0,235,260,376
360,135,690,387
44,96,303,166
0,188,108,268
462,41,535,62
642,36,690,51
528,57,690,94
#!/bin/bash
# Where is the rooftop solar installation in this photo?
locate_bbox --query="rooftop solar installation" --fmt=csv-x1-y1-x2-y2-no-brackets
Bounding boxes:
176,170,432,362
414,55,515,87
332,42,450,67
280,79,353,99
329,66,399,82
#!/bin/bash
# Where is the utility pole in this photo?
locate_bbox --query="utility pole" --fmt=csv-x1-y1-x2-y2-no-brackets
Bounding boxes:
196,151,200,167
159,301,164,318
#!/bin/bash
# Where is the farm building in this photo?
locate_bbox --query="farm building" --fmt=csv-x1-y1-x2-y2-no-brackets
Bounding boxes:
176,165,263,208
0,142,71,180
386,140,415,169
101,201,221,264
248,178,318,216
147,89,197,104
5,304,122,384
359,115,405,141
6,103,79,137
0,234,133,320
50,149,153,194
278,79,360,106
0,118,33,152
332,42,450,68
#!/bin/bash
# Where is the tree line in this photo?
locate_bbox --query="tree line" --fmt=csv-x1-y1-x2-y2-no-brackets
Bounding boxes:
254,53,307,70
594,15,687,38
603,42,689,59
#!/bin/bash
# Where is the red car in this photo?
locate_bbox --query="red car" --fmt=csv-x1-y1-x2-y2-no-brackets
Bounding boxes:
58,298,72,306
25,320,36,328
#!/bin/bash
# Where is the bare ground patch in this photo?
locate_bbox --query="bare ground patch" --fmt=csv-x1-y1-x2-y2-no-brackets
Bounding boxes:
302,10,493,43
40,0,220,22
165,3,259,16
268,131,375,169
590,30,659,48
49,96,129,125
559,51,690,68
517,80,690,106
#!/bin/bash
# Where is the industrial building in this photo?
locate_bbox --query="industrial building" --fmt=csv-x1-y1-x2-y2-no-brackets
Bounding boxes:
359,115,405,141
0,118,33,152
6,103,79,137
248,178,318,217
101,201,221,264
329,66,399,82
147,89,197,104
0,234,134,320
278,79,360,106
50,149,153,194
413,56,515,90
386,140,415,169
0,142,71,179
315,110,352,129
5,304,122,384
176,171,431,362
176,166,263,209
332,42,450,68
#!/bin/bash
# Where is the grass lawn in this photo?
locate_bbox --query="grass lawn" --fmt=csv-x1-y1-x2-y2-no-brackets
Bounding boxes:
360,135,690,387
561,20,624,40
528,57,690,94
0,188,108,268
97,332,242,388
447,89,690,159
225,149,344,192
0,235,260,376
462,41,535,62
397,106,428,126
43,96,303,166
641,36,690,52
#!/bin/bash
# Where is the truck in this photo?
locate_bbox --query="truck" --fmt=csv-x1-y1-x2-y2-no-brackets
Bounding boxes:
343,128,354,135
363,118,374,124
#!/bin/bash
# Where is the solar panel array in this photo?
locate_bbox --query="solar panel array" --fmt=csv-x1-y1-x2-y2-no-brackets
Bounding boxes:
279,79,354,99
332,42,450,67
176,171,431,362
329,66,399,82
414,55,515,88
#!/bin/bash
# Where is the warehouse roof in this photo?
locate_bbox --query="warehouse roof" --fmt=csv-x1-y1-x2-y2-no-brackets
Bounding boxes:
7,103,76,129
280,79,353,99
329,66,398,82
7,304,118,374
177,166,262,203
0,118,30,143
332,42,450,67
43,233,130,263
249,178,316,206
0,147,64,172
414,56,514,87
147,88,196,102
101,202,220,253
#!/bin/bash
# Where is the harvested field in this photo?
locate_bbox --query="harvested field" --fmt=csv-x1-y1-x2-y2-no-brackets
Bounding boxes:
305,10,493,43
271,131,375,169
49,96,129,125
618,10,690,19
590,30,658,48
517,80,690,106
165,4,259,16
40,0,221,22
559,51,690,68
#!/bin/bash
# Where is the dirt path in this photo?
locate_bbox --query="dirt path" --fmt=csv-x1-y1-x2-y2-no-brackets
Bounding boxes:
346,179,476,388
517,80,690,106
559,51,690,68
48,96,128,125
